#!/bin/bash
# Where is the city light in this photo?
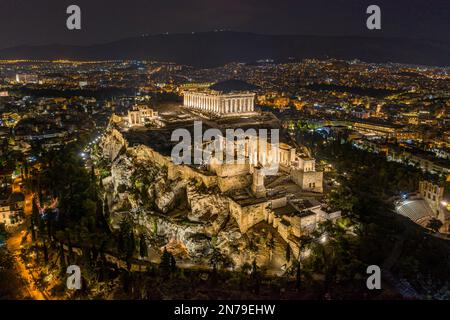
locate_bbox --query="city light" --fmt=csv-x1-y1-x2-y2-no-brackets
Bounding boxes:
0,7,448,304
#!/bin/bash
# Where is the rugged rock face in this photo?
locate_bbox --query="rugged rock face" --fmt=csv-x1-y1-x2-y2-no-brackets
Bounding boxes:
95,127,254,267
111,155,134,195
100,128,127,162
154,178,188,214
186,184,230,236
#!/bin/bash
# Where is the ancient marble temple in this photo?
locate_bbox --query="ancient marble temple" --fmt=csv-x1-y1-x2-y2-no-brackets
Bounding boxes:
183,90,255,114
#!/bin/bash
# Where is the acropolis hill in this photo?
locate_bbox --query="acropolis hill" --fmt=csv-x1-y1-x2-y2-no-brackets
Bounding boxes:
95,85,340,271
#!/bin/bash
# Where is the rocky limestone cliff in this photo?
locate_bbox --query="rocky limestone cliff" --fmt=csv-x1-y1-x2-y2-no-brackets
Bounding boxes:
95,127,252,267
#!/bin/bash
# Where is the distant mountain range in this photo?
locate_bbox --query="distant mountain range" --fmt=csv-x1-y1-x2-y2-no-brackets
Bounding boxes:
0,31,448,67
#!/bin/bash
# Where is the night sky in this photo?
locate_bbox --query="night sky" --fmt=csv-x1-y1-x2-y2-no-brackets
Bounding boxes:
0,0,448,49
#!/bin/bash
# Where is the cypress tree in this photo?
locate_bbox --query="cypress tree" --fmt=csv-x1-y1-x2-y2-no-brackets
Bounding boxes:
139,234,148,258
159,248,172,276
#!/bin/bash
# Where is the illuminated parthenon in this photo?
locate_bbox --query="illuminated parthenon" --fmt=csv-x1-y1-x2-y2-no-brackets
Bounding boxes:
183,91,255,114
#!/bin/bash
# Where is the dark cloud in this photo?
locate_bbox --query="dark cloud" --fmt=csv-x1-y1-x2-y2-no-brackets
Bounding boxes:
0,0,448,49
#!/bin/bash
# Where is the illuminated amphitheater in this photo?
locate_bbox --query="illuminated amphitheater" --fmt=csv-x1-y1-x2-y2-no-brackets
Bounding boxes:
395,199,434,225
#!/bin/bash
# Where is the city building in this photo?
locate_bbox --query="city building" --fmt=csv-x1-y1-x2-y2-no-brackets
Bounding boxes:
0,193,24,229
229,195,340,257
419,180,450,233
15,73,38,84
352,120,403,138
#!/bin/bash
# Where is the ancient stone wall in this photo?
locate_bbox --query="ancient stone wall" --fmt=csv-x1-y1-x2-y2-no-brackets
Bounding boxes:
129,144,218,188
217,174,252,193
229,200,266,233
210,162,250,177
290,169,323,193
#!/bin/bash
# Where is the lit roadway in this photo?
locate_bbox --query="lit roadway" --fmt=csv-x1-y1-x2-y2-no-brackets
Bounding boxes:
7,175,48,300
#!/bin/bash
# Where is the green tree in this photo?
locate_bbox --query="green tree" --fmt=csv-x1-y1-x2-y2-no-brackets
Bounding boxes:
295,260,301,289
285,244,291,262
250,259,261,294
209,247,225,271
59,242,66,273
266,235,275,262
170,255,177,273
426,218,443,233
139,234,148,259
118,220,135,270
159,248,173,276
30,219,36,243
241,262,252,274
